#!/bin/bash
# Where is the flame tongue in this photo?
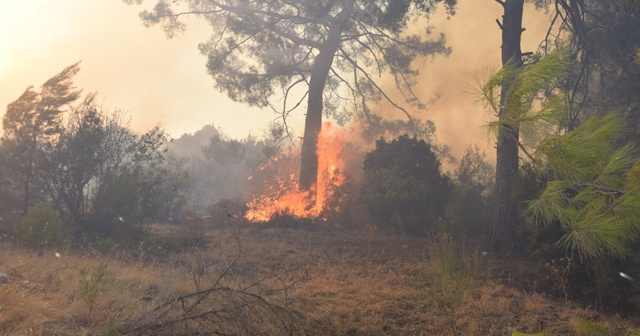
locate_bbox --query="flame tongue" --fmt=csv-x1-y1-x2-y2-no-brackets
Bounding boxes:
314,122,345,214
245,122,346,223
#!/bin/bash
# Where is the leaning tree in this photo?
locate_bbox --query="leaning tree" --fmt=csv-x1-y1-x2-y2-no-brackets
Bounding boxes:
2,63,82,214
126,0,456,192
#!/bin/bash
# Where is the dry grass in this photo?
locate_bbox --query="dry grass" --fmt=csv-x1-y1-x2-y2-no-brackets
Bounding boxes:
0,225,638,335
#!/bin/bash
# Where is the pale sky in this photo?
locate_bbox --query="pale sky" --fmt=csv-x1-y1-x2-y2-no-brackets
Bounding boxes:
0,0,551,160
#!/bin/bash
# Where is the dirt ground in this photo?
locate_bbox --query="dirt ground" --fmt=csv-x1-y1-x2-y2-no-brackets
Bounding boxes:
0,224,639,335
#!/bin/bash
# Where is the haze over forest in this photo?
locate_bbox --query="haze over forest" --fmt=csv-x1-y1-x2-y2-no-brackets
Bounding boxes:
0,0,550,161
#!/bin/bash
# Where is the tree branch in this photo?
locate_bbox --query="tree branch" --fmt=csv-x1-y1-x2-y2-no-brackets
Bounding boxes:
576,181,628,195
338,47,419,130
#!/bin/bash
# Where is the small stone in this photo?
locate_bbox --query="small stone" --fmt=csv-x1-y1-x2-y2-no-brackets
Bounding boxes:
0,273,8,284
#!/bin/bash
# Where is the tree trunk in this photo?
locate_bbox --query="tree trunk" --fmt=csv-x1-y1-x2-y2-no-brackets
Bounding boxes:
491,0,524,248
299,1,354,191
22,138,37,215
22,169,31,215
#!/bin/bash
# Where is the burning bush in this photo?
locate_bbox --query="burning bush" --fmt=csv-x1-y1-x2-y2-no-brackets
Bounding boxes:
244,122,350,224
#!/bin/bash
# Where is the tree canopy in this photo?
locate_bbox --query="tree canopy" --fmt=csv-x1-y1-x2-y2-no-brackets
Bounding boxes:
128,0,456,190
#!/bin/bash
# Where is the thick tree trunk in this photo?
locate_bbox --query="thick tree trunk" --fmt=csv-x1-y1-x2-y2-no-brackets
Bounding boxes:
299,1,354,191
299,53,330,191
491,0,524,247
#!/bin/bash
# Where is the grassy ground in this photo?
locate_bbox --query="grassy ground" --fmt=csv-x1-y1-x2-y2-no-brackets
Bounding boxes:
0,224,638,335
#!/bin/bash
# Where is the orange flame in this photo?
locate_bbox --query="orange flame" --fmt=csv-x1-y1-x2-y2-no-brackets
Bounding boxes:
245,122,347,223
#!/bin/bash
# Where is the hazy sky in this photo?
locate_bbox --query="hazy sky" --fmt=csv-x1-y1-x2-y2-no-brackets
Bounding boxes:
0,0,551,160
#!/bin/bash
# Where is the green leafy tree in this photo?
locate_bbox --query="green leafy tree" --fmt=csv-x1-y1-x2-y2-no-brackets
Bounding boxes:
40,95,107,224
127,0,456,194
2,63,82,213
361,135,450,235
91,126,172,227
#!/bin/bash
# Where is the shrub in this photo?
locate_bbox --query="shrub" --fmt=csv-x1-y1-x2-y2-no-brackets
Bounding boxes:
444,146,494,238
13,204,66,248
94,236,119,255
162,233,181,251
361,135,450,236
99,316,124,336
177,213,208,248
78,263,112,320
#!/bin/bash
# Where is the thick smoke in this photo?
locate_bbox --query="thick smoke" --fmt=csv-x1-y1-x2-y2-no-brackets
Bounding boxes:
372,0,552,165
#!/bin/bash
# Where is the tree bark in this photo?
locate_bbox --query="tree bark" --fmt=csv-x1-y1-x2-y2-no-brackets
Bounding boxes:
299,1,354,191
492,0,524,248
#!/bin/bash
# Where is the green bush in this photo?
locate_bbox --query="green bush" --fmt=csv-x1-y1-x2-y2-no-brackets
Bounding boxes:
99,316,124,336
444,146,494,238
361,135,450,236
162,233,182,251
78,263,112,320
13,204,66,248
94,236,119,255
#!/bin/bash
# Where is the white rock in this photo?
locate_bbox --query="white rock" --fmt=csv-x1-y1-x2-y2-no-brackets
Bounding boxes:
0,273,8,284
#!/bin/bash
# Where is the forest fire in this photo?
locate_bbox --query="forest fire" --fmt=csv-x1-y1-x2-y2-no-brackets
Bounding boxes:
245,122,347,223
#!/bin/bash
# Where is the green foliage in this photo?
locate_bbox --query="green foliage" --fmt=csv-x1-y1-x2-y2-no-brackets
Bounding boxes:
361,135,450,235
140,235,163,254
526,113,640,261
90,125,186,229
99,316,124,336
93,169,139,225
0,64,197,248
13,204,66,248
42,96,107,223
93,236,119,255
477,49,572,144
78,263,112,319
161,233,182,252
521,111,640,310
514,162,564,259
445,146,494,236
2,63,82,213
571,317,610,336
